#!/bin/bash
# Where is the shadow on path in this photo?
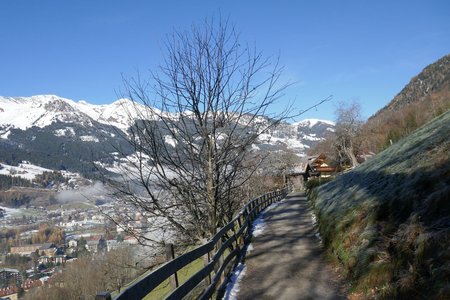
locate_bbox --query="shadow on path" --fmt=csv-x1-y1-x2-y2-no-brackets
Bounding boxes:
237,193,346,300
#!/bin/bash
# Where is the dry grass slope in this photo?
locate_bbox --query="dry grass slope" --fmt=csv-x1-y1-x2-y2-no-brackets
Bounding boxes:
309,110,450,299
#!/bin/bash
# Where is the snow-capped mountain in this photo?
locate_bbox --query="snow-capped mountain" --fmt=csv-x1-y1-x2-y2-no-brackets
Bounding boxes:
0,95,140,134
0,95,334,175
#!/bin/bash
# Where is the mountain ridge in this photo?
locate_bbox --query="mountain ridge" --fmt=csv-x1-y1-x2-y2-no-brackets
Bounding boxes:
0,94,333,130
370,53,450,119
361,53,450,152
0,95,335,176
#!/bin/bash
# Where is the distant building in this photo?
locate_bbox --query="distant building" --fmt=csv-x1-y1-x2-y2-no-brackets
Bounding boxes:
0,268,21,286
10,245,41,256
86,240,99,253
287,153,336,189
39,243,57,257
106,240,119,252
85,236,107,253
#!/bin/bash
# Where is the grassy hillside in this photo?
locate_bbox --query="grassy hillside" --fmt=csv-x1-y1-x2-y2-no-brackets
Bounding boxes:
309,110,450,299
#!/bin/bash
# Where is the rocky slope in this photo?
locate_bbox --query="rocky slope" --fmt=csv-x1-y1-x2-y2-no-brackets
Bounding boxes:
374,53,450,116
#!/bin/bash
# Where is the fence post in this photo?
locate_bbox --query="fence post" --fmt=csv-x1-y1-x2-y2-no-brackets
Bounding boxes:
215,228,225,285
237,216,244,248
249,202,254,221
203,248,212,286
214,228,225,286
165,243,179,290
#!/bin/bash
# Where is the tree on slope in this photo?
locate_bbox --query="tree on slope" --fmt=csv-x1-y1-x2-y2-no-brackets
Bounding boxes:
334,101,363,168
110,18,321,244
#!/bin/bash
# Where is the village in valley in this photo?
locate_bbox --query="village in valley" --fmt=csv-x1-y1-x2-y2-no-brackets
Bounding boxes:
0,164,147,299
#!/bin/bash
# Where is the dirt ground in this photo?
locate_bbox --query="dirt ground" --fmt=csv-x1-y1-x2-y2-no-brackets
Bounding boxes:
237,192,346,300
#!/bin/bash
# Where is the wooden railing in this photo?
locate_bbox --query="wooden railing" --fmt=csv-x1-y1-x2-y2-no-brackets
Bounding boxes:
96,186,291,300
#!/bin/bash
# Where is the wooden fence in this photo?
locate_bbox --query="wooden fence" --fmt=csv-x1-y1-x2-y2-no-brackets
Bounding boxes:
96,186,290,300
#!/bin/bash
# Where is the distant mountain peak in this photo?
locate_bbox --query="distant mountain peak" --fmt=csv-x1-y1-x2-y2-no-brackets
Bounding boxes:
292,118,335,128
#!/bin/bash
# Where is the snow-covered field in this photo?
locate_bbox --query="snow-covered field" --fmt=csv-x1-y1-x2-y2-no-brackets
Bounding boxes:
0,205,22,217
0,162,53,180
0,161,83,186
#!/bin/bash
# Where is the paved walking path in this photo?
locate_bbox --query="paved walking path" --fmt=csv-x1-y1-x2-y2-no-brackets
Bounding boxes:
237,192,346,300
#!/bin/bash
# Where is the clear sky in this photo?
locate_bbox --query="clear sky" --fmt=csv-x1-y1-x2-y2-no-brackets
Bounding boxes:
1,0,449,122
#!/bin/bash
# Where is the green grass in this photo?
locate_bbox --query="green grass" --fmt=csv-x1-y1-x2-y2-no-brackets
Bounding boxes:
141,258,205,300
141,248,235,299
309,110,450,299
110,258,206,300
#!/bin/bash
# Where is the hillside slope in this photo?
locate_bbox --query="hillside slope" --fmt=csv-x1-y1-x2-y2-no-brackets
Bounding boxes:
309,110,450,299
362,54,450,152
375,54,450,114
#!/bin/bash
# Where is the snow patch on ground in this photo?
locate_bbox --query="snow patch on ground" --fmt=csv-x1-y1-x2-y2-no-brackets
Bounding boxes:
0,206,22,218
0,162,52,180
310,211,322,243
54,127,75,137
80,135,99,142
251,144,260,151
251,217,267,237
222,198,285,299
250,199,284,237
0,162,81,183
222,263,247,300
164,135,177,147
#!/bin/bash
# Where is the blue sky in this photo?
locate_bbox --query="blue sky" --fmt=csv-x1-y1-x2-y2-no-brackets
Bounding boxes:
0,1,449,122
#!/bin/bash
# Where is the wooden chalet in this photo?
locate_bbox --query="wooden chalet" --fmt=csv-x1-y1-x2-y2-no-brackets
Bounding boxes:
306,153,336,178
286,153,336,189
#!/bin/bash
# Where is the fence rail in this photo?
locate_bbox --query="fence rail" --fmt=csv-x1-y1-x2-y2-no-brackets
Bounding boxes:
96,186,290,300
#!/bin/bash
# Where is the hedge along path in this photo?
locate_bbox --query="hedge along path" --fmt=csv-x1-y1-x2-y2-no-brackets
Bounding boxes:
237,192,346,300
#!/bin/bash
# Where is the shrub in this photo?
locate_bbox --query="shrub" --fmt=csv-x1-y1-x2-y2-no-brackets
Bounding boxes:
305,177,334,194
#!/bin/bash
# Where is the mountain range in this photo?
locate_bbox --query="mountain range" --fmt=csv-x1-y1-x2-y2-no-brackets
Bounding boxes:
0,95,334,178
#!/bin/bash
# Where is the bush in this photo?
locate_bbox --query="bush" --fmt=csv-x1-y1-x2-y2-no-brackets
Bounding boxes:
305,177,334,193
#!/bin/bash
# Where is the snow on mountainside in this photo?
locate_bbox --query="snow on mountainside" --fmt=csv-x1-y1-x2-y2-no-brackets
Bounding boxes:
293,118,335,128
74,98,142,131
0,95,141,132
0,161,83,186
0,95,334,147
0,95,334,175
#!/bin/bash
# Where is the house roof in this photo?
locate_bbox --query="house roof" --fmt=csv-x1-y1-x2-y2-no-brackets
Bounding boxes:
287,153,334,175
39,243,56,250
0,268,20,273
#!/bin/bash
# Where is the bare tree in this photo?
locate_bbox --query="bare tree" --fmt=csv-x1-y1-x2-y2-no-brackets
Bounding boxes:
24,246,141,300
333,101,363,168
108,18,326,244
